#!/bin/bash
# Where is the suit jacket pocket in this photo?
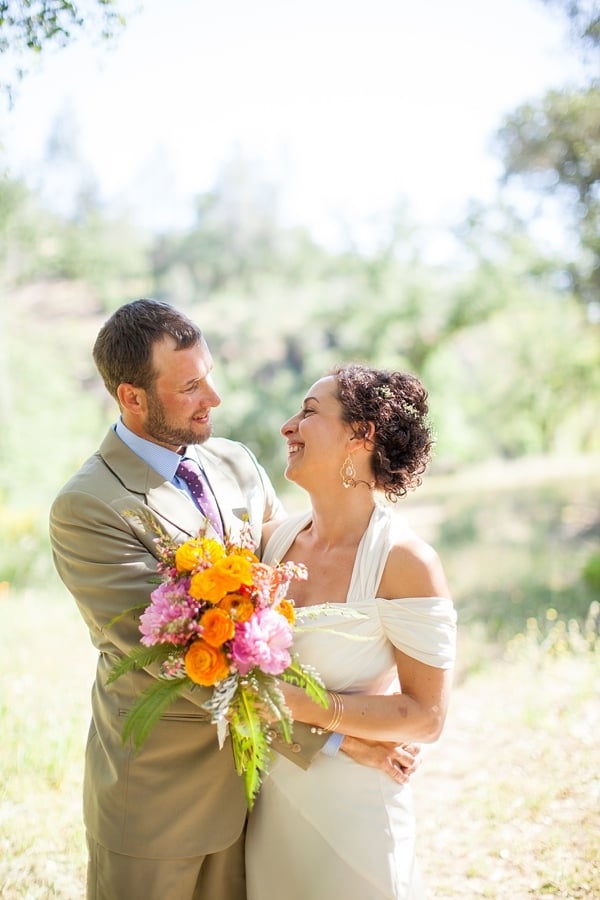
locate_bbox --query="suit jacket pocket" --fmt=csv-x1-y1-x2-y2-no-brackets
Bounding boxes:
118,708,211,724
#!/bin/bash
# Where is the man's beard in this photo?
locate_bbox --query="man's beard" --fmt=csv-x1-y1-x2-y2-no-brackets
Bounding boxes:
145,392,211,448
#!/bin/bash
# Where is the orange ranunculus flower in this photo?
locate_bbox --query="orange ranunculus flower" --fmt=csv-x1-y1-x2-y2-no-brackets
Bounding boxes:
189,567,229,604
184,638,230,685
175,537,224,574
276,599,296,625
200,607,235,647
219,592,255,622
228,545,259,564
214,554,254,591
189,554,254,603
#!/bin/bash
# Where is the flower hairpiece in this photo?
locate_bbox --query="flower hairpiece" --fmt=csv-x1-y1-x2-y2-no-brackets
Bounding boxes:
375,385,393,400
400,401,419,420
375,384,419,420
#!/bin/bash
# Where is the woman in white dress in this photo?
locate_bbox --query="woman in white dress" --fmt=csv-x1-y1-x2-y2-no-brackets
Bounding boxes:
246,364,457,900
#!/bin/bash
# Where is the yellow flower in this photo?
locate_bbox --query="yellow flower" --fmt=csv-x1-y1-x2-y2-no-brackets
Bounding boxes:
200,607,235,647
219,591,255,622
185,638,230,685
175,537,225,574
276,599,296,625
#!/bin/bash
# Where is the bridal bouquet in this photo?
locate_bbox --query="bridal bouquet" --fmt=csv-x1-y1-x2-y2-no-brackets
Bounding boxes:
108,519,327,808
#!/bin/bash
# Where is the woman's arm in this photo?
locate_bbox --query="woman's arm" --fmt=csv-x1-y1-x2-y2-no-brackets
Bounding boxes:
282,658,452,744
282,532,455,744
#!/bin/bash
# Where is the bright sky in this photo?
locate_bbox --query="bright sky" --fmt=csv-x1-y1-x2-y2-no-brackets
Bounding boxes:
0,0,587,251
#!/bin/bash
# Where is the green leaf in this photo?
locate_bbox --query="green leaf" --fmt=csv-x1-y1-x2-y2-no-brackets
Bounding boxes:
106,643,179,684
105,602,150,630
257,673,294,742
281,656,329,708
229,686,273,809
295,624,374,641
122,677,190,749
296,606,367,622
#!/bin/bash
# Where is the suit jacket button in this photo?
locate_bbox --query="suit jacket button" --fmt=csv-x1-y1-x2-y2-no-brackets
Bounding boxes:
290,742,301,752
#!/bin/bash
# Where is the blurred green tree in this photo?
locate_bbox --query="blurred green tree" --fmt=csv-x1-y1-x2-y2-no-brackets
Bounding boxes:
496,86,600,312
542,0,600,53
152,154,289,300
0,0,128,101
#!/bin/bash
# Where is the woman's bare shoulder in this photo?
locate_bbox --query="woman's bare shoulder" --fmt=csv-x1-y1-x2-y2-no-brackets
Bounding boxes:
378,519,451,600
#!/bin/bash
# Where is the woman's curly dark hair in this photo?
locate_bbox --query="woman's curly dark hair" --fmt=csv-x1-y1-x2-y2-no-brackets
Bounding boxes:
332,363,434,501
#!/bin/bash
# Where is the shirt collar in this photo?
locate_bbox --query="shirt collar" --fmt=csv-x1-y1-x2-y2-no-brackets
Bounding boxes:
114,419,182,482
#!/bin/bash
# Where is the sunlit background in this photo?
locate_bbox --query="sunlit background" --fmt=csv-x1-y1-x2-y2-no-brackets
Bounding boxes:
1,2,599,896
2,0,589,248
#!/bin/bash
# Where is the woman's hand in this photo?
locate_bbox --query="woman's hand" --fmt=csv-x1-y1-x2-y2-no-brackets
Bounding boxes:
339,735,422,785
280,680,426,783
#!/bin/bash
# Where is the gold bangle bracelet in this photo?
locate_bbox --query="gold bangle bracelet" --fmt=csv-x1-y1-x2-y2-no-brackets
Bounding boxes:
324,690,344,732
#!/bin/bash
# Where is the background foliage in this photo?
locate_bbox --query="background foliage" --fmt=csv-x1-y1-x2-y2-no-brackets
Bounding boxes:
0,0,599,607
1,1,599,896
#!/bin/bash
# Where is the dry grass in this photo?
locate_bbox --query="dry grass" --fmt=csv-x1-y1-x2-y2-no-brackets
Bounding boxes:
414,647,600,898
0,588,92,899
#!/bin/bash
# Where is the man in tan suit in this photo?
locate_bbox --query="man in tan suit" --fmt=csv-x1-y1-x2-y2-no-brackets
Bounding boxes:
50,299,419,900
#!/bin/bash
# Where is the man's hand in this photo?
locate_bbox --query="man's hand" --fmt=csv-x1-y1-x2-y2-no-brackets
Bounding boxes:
340,735,422,785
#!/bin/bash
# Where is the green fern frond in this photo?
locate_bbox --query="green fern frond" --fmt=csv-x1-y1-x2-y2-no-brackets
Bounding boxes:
105,602,150,629
295,606,367,622
294,624,374,642
294,606,374,640
229,687,274,809
251,672,294,744
281,656,329,708
106,643,179,684
122,677,190,749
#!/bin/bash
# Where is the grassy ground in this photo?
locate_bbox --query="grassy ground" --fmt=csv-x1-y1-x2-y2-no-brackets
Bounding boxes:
413,646,600,898
1,456,599,898
0,586,92,899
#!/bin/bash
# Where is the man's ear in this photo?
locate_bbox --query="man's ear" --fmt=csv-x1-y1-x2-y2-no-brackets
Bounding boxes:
116,382,146,414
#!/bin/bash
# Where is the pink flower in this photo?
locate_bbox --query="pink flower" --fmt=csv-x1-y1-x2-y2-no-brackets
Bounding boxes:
249,560,308,608
139,579,200,646
231,607,293,675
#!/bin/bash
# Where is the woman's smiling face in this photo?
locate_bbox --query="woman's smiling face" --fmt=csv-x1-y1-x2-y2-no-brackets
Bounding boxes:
280,376,353,486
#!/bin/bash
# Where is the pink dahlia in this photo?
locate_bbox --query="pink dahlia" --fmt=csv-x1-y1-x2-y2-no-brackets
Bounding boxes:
139,579,199,646
231,607,293,675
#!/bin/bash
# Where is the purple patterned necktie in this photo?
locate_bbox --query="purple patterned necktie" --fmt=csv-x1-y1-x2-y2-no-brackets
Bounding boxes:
176,458,224,540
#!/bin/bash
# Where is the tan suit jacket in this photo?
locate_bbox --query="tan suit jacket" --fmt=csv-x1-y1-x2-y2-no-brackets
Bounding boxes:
49,428,327,860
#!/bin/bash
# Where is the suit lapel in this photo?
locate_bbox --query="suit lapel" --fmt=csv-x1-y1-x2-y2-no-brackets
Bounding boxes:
98,429,256,545
99,429,212,539
145,480,213,538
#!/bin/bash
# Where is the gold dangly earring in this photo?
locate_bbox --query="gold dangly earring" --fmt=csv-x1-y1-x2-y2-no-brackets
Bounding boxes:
340,455,357,489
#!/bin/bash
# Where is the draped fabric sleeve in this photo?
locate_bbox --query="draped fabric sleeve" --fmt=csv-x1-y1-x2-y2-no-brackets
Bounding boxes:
263,505,457,672
262,511,311,564
374,596,457,669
